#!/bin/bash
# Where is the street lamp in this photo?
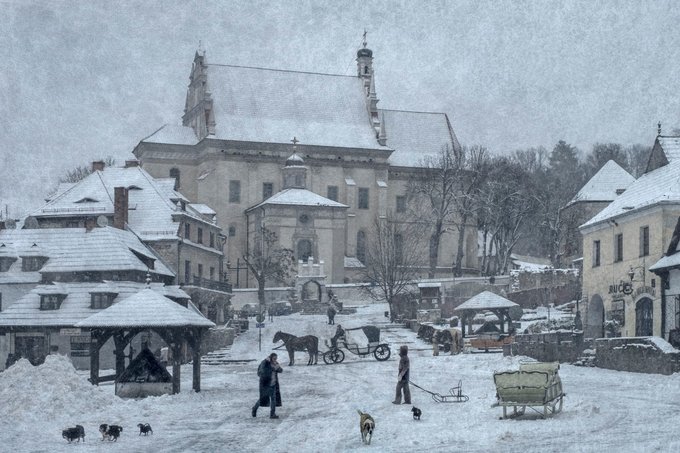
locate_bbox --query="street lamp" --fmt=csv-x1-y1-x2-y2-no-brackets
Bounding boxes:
628,265,646,284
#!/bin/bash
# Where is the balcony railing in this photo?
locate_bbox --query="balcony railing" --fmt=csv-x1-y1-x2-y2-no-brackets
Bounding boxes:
188,275,232,293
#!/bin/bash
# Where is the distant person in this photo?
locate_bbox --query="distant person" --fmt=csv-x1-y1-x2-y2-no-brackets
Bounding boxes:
330,324,345,349
327,303,337,325
392,345,411,405
252,353,283,419
268,305,274,322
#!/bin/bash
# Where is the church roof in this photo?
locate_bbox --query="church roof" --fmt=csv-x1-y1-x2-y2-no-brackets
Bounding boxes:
567,160,635,206
454,291,518,311
75,288,215,328
204,64,388,150
657,136,680,163
381,109,461,167
581,159,680,229
248,188,348,210
142,124,199,145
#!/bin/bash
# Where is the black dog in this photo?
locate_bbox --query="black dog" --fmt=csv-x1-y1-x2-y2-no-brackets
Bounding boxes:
62,425,85,443
99,424,123,441
137,423,153,436
411,406,422,420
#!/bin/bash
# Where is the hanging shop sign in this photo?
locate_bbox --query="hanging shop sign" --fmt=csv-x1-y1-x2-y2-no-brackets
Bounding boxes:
609,281,633,296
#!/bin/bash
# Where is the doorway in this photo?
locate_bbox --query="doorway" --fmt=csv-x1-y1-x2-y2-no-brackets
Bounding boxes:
635,298,653,336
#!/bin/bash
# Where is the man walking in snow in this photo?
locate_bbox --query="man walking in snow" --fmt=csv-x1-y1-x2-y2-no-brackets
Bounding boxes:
392,345,411,404
252,353,283,419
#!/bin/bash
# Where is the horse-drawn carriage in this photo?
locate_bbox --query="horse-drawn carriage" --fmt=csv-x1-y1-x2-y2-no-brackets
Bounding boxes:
322,325,391,364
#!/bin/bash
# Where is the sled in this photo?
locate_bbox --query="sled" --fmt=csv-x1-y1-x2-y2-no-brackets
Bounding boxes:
492,361,564,419
409,379,469,403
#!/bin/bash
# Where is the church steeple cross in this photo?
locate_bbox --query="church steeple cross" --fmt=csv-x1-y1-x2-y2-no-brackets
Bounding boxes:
291,137,299,146
362,29,368,48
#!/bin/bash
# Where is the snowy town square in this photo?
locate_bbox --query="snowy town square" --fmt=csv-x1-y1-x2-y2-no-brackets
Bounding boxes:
1,303,679,453
4,2,680,453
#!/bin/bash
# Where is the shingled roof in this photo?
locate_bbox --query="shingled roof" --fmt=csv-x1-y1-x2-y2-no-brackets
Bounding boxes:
567,160,635,206
75,288,215,328
454,291,518,311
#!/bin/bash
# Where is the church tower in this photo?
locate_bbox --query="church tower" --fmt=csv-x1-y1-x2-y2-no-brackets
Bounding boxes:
182,45,216,140
282,138,307,189
356,32,382,139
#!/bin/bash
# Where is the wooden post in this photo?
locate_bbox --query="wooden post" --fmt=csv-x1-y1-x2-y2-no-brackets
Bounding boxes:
113,333,127,380
89,337,99,385
172,342,182,394
192,347,201,392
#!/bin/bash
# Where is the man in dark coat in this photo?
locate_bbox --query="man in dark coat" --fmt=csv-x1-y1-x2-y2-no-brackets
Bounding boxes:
392,345,411,404
252,353,283,419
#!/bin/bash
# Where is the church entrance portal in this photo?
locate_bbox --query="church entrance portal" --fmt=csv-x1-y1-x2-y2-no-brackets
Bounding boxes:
301,280,321,302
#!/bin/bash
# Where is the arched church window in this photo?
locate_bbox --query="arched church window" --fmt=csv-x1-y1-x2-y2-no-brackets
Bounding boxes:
356,231,366,264
169,168,180,190
297,239,312,262
228,225,236,237
364,66,369,74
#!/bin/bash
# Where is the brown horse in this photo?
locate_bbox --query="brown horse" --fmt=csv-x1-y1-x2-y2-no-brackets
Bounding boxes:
273,331,319,365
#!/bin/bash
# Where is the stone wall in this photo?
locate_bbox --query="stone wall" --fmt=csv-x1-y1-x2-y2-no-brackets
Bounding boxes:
594,337,680,375
505,331,587,363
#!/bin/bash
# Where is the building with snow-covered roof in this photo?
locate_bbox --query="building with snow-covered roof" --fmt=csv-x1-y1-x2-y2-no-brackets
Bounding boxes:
133,44,477,287
24,161,231,324
580,128,680,342
560,160,635,267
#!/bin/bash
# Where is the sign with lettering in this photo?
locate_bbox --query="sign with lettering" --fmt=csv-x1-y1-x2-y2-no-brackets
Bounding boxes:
608,281,633,296
256,322,265,328
60,328,82,336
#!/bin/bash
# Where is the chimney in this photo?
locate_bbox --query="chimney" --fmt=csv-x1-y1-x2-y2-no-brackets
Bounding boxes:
92,161,105,172
125,159,139,168
113,187,129,230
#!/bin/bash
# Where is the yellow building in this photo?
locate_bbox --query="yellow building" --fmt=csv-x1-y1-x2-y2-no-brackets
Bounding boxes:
580,133,680,339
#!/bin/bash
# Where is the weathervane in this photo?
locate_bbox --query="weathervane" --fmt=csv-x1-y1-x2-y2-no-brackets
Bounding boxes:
658,121,662,136
362,29,368,48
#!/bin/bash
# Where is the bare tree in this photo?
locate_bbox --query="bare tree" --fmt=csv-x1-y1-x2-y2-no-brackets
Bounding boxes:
408,144,489,278
359,213,426,321
59,156,117,183
242,227,295,310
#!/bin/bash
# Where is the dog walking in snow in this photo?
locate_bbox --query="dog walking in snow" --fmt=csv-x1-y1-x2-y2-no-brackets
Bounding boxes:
357,410,375,445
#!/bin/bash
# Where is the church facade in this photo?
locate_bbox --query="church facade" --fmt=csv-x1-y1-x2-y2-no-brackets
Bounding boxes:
133,44,478,286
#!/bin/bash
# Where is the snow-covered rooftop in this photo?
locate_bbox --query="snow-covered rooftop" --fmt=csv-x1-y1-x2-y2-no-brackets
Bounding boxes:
0,282,188,327
205,64,388,150
381,109,461,167
75,288,215,328
142,124,199,145
31,166,218,241
249,188,348,209
657,136,680,163
581,159,680,229
567,160,635,206
0,227,174,279
454,290,518,311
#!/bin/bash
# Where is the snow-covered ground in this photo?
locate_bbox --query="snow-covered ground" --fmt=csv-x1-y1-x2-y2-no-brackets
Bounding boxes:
1,302,678,453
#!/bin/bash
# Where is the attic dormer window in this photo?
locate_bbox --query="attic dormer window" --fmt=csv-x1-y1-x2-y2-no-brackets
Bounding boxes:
91,293,116,309
22,256,48,272
127,185,142,190
40,294,65,310
0,257,16,272
75,197,98,203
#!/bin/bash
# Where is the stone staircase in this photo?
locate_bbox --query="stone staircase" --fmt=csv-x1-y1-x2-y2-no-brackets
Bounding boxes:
200,347,256,366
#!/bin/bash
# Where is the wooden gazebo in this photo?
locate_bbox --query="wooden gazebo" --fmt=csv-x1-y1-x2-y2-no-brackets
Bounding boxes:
453,291,519,337
75,288,215,394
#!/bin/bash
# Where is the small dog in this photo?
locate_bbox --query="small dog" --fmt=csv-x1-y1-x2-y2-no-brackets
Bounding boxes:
411,406,422,420
99,424,123,441
357,410,375,445
62,425,85,443
137,423,153,436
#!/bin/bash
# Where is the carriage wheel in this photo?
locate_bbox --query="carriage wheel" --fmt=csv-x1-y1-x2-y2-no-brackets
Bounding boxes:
323,349,345,364
374,344,391,361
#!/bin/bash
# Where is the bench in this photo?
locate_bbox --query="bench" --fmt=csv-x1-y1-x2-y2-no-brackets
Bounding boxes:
492,361,564,419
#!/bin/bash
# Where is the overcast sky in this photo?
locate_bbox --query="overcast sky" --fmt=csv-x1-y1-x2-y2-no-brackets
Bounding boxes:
2,0,680,217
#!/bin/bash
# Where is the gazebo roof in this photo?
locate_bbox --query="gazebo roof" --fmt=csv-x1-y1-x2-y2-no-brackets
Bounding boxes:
75,288,215,328
454,291,518,311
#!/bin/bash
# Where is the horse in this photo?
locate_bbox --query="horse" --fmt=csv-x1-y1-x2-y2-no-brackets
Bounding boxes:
273,331,319,366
